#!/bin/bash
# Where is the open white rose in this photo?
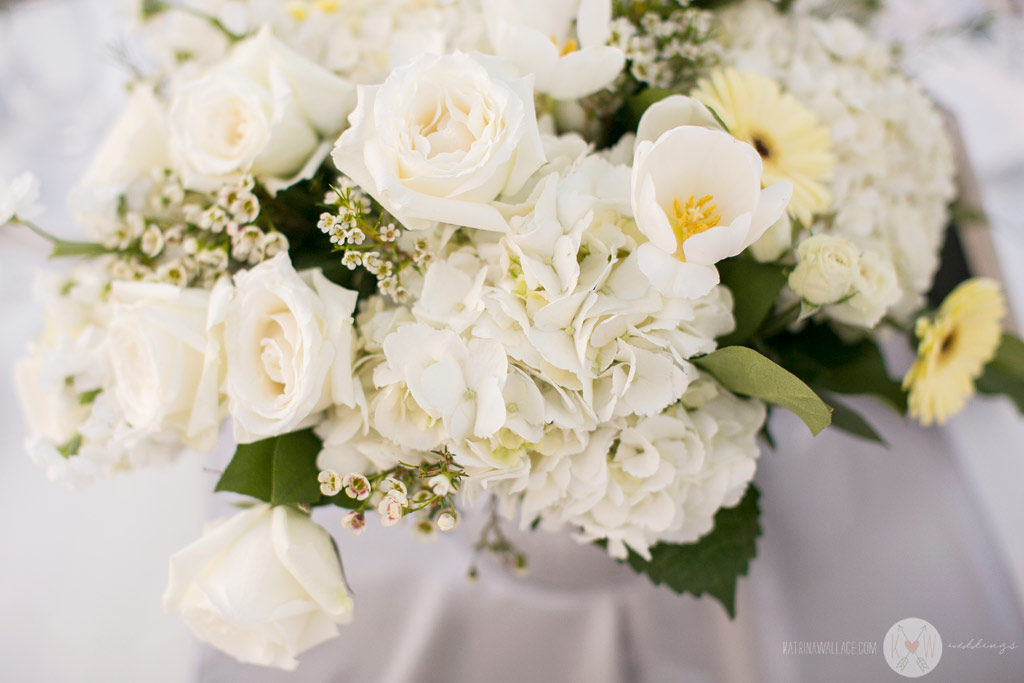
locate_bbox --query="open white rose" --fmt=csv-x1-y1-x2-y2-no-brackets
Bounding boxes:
787,234,860,306
482,0,625,100
164,504,353,671
631,123,792,299
332,52,546,232
224,254,359,443
170,26,356,191
106,279,229,452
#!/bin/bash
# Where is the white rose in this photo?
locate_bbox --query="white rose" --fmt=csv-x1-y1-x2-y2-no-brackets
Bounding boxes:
163,504,353,671
482,0,625,100
631,121,791,300
827,249,901,328
224,253,359,443
787,234,860,306
106,279,229,452
170,27,356,191
332,52,546,233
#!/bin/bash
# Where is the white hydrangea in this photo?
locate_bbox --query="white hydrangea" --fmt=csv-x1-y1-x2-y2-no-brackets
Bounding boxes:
717,0,955,322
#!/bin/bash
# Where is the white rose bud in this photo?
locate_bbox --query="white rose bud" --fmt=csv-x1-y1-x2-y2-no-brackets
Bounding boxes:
106,279,229,452
332,52,546,232
163,504,353,671
828,249,901,328
224,253,359,443
787,234,860,306
169,27,356,191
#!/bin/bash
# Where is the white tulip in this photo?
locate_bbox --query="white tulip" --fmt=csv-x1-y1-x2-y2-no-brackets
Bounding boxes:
163,505,353,671
631,124,791,299
482,0,625,100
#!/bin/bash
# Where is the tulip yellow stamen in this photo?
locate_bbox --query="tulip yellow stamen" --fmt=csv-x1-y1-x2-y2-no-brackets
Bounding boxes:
550,36,579,57
672,195,721,261
286,1,310,21
314,0,341,12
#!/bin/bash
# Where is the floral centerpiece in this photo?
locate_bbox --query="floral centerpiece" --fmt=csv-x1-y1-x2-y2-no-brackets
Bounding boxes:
5,0,1022,670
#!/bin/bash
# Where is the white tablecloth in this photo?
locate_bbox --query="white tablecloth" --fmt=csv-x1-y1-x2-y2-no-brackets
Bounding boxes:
1,2,1022,682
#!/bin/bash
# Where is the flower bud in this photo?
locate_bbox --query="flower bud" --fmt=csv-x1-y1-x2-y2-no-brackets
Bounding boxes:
788,234,859,305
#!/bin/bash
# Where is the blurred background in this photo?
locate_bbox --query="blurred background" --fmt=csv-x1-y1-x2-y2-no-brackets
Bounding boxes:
1,1,1023,681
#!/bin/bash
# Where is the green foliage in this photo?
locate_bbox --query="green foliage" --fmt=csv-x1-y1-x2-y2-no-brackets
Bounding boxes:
695,346,832,435
623,485,761,618
625,87,675,129
976,333,1024,415
769,324,907,413
215,429,324,506
716,258,788,346
819,391,886,446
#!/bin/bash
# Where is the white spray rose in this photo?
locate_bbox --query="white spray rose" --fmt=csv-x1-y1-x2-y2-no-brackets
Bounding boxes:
332,51,546,232
169,27,356,191
787,234,860,306
827,249,901,328
482,0,625,100
105,279,229,452
163,504,353,671
224,254,359,443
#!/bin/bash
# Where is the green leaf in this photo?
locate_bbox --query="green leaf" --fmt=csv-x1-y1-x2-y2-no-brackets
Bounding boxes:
716,258,788,346
819,391,887,446
695,346,832,435
215,429,323,506
623,485,761,618
976,333,1024,415
770,324,907,413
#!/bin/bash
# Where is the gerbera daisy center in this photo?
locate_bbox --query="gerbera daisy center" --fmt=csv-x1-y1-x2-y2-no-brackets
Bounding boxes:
671,194,721,261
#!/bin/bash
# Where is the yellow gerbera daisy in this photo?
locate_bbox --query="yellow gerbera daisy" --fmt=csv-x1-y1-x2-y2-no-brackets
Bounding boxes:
692,68,835,226
903,278,1006,426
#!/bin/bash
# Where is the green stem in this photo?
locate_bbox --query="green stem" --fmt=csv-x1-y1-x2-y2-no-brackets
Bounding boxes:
13,219,112,259
759,301,801,339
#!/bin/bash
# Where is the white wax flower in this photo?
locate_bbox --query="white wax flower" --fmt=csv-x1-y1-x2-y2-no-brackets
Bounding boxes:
787,234,860,306
332,51,546,232
224,254,359,443
482,0,625,100
631,123,791,299
169,27,356,191
105,279,229,452
0,171,42,225
163,504,353,671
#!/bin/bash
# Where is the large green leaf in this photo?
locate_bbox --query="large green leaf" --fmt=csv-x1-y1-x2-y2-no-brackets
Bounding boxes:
976,333,1024,415
695,346,832,435
623,485,761,618
770,324,907,413
717,258,788,346
819,391,887,446
215,429,323,506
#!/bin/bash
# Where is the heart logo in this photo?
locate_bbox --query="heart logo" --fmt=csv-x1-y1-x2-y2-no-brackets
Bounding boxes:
905,640,919,654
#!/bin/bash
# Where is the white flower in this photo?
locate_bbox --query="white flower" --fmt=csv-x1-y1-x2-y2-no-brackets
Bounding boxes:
340,511,366,536
332,52,546,232
169,27,356,191
343,473,371,501
224,254,359,442
163,504,353,671
631,123,791,299
482,0,625,99
0,171,42,225
105,279,229,452
379,323,508,442
427,475,451,497
827,249,901,328
379,492,405,526
787,234,860,306
436,511,458,531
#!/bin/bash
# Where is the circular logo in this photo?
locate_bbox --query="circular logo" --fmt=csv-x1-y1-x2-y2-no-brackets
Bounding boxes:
883,618,942,678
